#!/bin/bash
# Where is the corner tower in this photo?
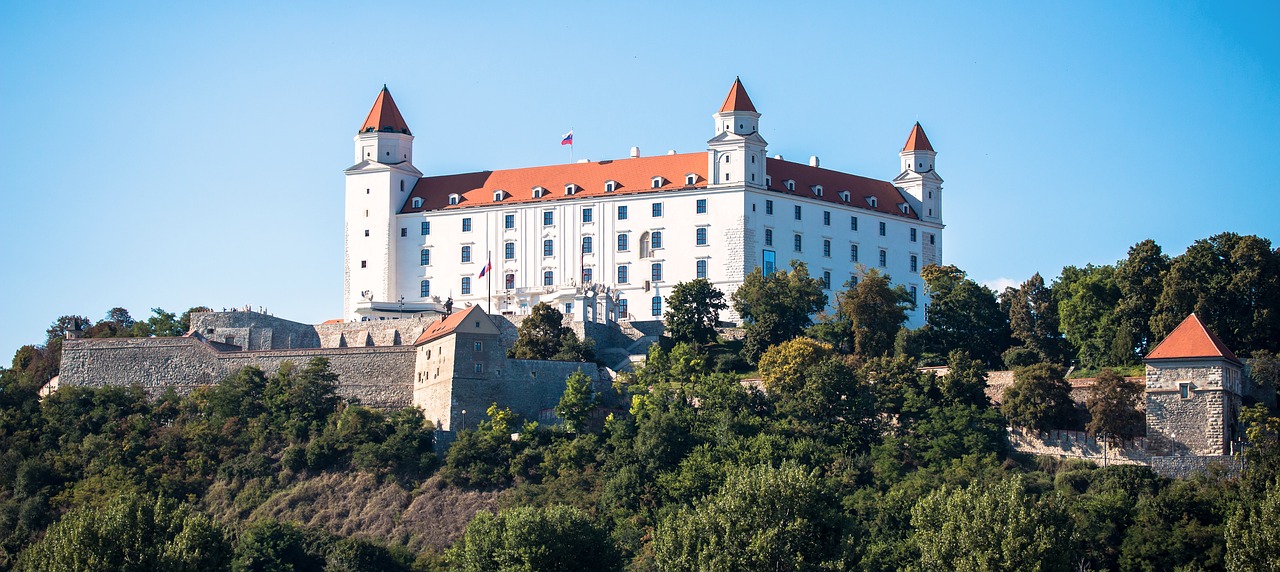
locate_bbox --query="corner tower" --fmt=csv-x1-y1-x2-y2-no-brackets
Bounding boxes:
344,86,422,321
708,78,767,188
1143,313,1245,457
893,122,942,224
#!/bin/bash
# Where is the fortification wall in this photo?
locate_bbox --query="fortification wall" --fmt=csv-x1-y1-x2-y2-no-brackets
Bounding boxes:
314,314,437,348
1007,428,1149,465
1149,455,1244,479
217,347,415,409
190,311,321,349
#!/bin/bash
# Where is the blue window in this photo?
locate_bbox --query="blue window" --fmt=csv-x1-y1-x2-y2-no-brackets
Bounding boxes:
504,214,515,229
823,211,831,226
794,233,802,252
618,265,629,283
400,227,407,237
421,221,430,235
911,286,918,304
794,205,802,220
461,246,471,263
651,262,663,282
582,208,593,223
652,202,663,217
461,277,471,294
696,199,707,214
851,244,859,262
618,205,628,220
582,236,593,254
763,250,776,275
543,270,554,286
823,271,831,289
583,268,593,283
879,249,887,267
911,255,918,272
910,228,917,242
543,210,554,225
765,200,773,215
504,242,515,260
823,239,831,258
618,233,629,251
543,239,554,256
420,249,430,266
696,227,707,246
462,218,472,232
505,273,515,289
879,221,886,236
696,259,707,279
764,228,773,246
618,298,628,317
651,296,662,316
420,280,430,297
850,216,858,231
651,231,663,250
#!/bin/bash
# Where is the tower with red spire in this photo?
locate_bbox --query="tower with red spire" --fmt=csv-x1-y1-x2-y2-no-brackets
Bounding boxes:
892,122,943,265
708,78,767,189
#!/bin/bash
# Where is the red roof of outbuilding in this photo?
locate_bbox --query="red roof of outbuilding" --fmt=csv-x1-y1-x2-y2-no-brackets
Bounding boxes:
719,78,757,113
413,305,483,345
1145,313,1240,363
902,122,934,152
360,86,412,135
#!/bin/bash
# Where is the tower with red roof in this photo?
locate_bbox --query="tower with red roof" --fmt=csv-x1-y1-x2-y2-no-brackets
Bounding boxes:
1143,313,1245,457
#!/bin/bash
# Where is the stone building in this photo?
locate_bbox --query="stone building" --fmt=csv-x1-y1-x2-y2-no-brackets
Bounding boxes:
1144,313,1246,457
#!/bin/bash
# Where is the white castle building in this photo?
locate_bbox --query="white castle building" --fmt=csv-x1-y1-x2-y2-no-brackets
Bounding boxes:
343,79,944,326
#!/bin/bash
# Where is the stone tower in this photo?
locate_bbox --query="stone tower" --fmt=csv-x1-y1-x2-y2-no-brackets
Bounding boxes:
344,86,423,320
707,78,767,189
1143,313,1245,456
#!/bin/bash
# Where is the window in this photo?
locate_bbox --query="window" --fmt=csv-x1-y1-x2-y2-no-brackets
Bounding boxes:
651,177,664,188
618,233,629,251
583,267,593,283
448,194,460,205
400,227,407,237
850,275,859,286
651,231,663,249
652,202,663,217
785,179,795,191
474,363,483,374
686,174,697,186
364,229,369,237
412,197,424,208
461,246,471,263
930,234,935,245
582,208,593,223
582,236,593,254
765,200,774,215
765,228,773,246
696,199,707,214
794,205,802,220
420,249,431,266
850,216,858,231
543,210,554,225
533,186,546,198
504,242,515,260
361,260,366,268
763,249,776,275
543,239,554,257
823,211,831,226
823,239,831,258
605,180,617,193
474,341,483,352
696,227,708,246
794,233,803,252
461,277,471,294
421,221,430,235
504,273,515,289
651,262,663,282
543,271,554,286
565,303,573,314
420,280,430,297
839,190,850,202
651,296,662,316
493,191,505,202
1179,383,1191,399
910,286,918,304
504,214,515,229
618,265,629,283
812,185,823,197
618,205,628,220
618,299,628,317
564,184,578,195
462,218,472,232
879,249,887,267
823,271,832,289
696,259,707,279
879,221,886,236
910,228,917,242
851,244,859,262
910,255,918,272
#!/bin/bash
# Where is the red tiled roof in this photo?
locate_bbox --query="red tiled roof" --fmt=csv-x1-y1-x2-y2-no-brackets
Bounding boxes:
360,85,412,135
401,153,916,219
902,122,934,152
321,319,343,325
719,78,757,113
413,305,483,345
1145,313,1240,363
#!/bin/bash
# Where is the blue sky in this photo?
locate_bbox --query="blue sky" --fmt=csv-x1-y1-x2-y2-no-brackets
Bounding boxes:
1,1,1276,358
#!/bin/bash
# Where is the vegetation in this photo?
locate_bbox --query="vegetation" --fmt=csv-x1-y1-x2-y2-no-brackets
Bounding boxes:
663,278,728,347
507,302,595,362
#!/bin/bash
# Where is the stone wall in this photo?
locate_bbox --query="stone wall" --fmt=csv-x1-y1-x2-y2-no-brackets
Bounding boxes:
218,347,415,409
1149,455,1244,479
190,310,439,350
1007,428,1149,465
1145,360,1243,456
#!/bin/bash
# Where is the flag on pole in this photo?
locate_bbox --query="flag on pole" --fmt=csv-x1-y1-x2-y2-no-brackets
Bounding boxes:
560,130,574,146
478,259,492,278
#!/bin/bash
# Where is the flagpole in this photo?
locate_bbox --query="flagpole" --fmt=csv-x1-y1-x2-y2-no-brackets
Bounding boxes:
569,128,573,163
487,251,492,315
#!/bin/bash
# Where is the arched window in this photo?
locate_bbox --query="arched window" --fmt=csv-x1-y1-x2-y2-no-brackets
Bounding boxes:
420,280,430,297
651,296,662,316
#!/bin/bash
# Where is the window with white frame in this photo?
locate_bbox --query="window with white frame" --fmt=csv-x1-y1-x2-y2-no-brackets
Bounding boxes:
582,236,593,254
851,244,859,262
461,246,471,263
696,227,708,246
618,265,629,283
422,221,430,235
420,249,430,266
462,218,472,232
652,202,663,217
696,199,707,214
651,296,662,316
504,242,515,260
696,259,708,279
582,208,593,223
543,239,553,256
504,214,515,229
543,270,554,286
651,231,662,249
461,276,471,294
448,194,460,205
618,233,629,251
879,249,887,267
765,228,773,246
420,280,430,297
564,184,578,195
651,262,663,282
543,210,553,225
794,233,803,252
412,197,424,208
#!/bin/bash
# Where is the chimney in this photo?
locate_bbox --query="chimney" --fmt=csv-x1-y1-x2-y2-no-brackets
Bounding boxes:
630,146,640,158
809,156,820,167
666,150,676,155
774,154,784,160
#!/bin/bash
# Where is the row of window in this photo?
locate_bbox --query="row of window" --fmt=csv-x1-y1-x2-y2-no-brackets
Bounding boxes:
759,200,921,241
416,256,714,299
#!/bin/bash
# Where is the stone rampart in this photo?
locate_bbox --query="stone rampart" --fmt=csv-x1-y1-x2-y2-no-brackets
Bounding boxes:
218,347,415,409
1149,455,1244,479
1007,428,1149,466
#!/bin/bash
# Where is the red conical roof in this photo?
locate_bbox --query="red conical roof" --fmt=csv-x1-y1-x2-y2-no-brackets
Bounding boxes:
360,85,412,135
1145,313,1240,363
902,122,934,152
719,77,757,113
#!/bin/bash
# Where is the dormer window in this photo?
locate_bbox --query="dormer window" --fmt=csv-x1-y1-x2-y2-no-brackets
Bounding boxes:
604,180,618,193
839,190,850,202
532,186,547,198
784,180,795,191
447,194,460,206
765,176,772,187
685,173,697,186
411,197,424,209
564,184,578,195
899,203,910,214
866,196,878,208
811,185,823,197
493,190,506,202
651,177,665,189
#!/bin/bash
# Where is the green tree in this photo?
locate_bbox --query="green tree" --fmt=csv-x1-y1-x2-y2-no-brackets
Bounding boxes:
1055,264,1125,368
232,519,327,572
1002,363,1074,432
1114,239,1170,356
1085,369,1144,442
732,261,827,364
555,370,597,432
1003,273,1065,364
757,337,836,395
1225,481,1280,571
838,269,913,359
653,462,844,571
448,505,621,572
663,278,728,347
508,303,594,362
914,264,1011,367
911,478,1073,572
264,358,340,440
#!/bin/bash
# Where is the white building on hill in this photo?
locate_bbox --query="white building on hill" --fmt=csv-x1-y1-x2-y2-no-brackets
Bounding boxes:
343,79,944,326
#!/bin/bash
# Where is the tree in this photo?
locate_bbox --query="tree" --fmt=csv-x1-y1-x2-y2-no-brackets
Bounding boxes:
1055,264,1126,368
1085,369,1144,442
664,279,728,346
449,505,621,572
1114,239,1169,356
911,478,1073,572
938,350,991,409
1247,350,1280,410
508,303,593,362
757,337,836,395
264,358,340,439
838,269,912,359
555,370,597,432
104,307,136,329
1002,363,1074,432
232,519,327,572
732,261,827,364
653,462,844,571
45,314,89,345
914,264,1010,367
1225,481,1280,571
1003,273,1065,364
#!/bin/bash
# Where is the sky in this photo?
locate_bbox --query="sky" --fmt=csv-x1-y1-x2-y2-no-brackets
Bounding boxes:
1,1,1277,359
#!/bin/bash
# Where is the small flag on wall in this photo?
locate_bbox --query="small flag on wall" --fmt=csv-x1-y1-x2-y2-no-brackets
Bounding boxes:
561,131,574,146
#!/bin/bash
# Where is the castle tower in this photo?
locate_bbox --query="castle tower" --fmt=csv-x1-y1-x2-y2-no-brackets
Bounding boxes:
893,122,942,224
344,86,422,320
1143,313,1245,457
708,78,767,188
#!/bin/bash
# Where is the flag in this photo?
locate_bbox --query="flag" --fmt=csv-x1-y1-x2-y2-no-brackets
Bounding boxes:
560,130,573,146
478,260,491,278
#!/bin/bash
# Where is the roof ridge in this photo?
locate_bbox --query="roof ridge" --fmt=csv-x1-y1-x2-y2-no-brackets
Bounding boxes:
1145,313,1240,363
